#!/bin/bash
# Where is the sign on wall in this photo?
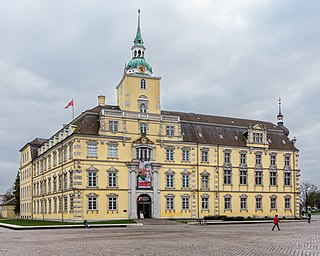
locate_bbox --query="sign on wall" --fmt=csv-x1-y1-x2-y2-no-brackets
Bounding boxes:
137,161,152,188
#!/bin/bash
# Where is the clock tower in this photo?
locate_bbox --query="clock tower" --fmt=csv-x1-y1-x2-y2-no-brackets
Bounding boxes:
116,9,161,114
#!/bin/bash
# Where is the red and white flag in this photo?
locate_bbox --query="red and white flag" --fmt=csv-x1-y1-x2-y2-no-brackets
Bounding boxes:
64,99,74,109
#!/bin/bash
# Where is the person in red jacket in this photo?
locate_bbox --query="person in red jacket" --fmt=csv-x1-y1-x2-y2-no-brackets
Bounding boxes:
272,215,281,231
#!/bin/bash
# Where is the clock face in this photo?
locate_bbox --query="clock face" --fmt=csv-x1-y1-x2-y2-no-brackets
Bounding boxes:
138,65,145,72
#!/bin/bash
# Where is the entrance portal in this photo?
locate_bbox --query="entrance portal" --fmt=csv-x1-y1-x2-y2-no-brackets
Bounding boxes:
137,194,151,218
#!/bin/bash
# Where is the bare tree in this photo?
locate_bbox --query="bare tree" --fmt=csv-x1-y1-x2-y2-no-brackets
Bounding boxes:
300,182,318,210
3,185,14,202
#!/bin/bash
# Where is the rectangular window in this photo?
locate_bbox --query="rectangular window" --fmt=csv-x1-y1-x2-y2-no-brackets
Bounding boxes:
88,172,97,187
58,149,62,164
182,197,190,210
256,197,262,210
201,151,209,162
166,174,175,188
253,133,263,143
166,149,174,161
140,123,147,134
270,155,276,166
166,126,175,136
53,177,57,192
136,147,152,161
201,197,209,210
108,144,118,158
182,175,189,188
48,199,52,214
70,196,74,211
240,197,247,210
285,197,291,210
58,175,62,191
284,156,290,166
182,149,190,162
87,143,98,158
284,172,292,186
270,171,277,186
255,171,263,185
53,198,57,213
256,154,262,165
63,173,68,190
239,170,247,185
88,197,97,210
53,152,57,166
166,197,174,210
69,172,73,189
63,146,67,162
224,170,232,185
201,176,209,189
108,197,117,210
224,152,231,163
108,172,117,187
58,197,62,212
224,197,231,211
240,153,246,165
108,121,119,132
64,196,68,212
69,144,73,159
270,197,277,210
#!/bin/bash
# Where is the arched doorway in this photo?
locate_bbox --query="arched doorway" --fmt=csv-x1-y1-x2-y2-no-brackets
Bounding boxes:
137,194,151,218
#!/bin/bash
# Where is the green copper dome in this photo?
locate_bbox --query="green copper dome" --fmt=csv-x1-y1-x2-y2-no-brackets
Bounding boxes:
126,57,153,73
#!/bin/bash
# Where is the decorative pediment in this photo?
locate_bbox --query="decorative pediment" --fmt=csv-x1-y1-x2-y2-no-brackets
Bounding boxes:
133,134,154,145
253,124,264,130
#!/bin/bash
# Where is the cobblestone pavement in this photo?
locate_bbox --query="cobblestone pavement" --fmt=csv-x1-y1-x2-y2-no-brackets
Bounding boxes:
0,216,319,256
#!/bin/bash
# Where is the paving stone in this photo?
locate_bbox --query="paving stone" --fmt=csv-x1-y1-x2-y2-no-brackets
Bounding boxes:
0,216,319,256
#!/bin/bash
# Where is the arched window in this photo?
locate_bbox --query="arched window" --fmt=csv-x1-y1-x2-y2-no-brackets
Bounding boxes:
138,50,141,57
134,50,137,57
140,103,147,113
141,79,146,89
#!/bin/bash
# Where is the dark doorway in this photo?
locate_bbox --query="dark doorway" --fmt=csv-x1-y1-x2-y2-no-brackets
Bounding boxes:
137,194,151,218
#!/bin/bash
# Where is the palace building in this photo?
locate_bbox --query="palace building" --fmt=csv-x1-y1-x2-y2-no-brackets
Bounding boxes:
19,11,300,221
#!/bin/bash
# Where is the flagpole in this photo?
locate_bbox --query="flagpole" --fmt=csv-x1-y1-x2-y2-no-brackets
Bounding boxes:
72,98,75,120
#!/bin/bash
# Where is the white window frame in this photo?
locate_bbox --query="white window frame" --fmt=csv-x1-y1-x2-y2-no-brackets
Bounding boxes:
108,143,118,158
166,148,174,161
166,126,175,136
108,120,119,133
108,195,118,211
88,196,98,210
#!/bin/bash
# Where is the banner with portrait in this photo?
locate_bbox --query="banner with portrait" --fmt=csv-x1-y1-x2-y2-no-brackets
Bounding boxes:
137,161,152,188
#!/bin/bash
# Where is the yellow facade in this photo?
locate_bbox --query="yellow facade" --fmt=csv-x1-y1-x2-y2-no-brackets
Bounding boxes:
19,11,300,221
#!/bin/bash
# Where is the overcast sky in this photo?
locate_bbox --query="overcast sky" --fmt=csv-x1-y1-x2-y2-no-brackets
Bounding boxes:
0,0,319,194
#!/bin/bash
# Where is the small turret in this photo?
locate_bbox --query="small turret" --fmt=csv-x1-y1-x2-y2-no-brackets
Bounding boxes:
277,97,289,136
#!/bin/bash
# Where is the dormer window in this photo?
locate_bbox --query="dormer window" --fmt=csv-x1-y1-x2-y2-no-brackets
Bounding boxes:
253,132,263,143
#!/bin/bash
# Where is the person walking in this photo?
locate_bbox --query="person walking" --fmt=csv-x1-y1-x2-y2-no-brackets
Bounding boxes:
272,215,281,231
307,211,311,223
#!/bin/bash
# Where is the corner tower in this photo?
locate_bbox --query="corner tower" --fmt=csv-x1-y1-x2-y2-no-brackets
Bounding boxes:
117,10,161,114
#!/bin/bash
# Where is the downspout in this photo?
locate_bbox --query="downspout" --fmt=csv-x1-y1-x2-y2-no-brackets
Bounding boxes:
61,142,64,222
196,142,200,219
217,144,220,216
293,148,296,217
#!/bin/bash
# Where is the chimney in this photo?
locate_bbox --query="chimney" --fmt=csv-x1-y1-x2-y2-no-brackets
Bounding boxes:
98,95,106,106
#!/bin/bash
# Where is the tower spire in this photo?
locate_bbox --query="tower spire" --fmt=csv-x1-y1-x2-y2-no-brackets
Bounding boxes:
277,97,289,136
134,9,144,46
125,9,153,75
278,97,282,115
